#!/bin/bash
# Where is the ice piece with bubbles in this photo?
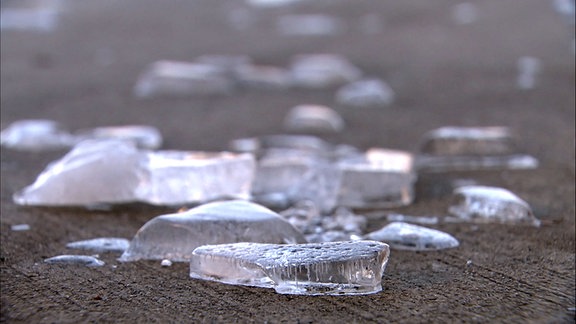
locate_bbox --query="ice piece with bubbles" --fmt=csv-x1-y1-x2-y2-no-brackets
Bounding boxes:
1,119,75,151
133,61,234,98
189,241,390,295
120,200,306,262
235,64,292,90
365,222,459,251
75,125,162,149
336,79,395,107
66,238,130,253
448,186,540,226
44,255,105,267
276,14,344,36
289,54,362,89
283,104,345,133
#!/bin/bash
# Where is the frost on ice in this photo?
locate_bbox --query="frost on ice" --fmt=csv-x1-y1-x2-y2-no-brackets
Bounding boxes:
448,186,540,227
365,222,459,251
189,241,390,295
119,200,306,262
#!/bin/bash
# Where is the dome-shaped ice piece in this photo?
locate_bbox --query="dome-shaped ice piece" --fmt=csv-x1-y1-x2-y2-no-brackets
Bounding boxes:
283,104,345,133
119,200,306,262
0,119,76,151
364,222,459,251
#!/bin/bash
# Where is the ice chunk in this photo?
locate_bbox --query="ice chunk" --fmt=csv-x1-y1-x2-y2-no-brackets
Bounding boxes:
290,54,362,89
336,79,395,107
516,56,541,90
449,186,540,226
0,0,61,32
161,259,173,267
276,14,344,36
44,255,105,267
189,241,390,295
120,200,306,262
385,214,439,225
450,3,478,25
234,64,292,90
11,224,31,231
1,119,75,151
416,154,539,172
419,126,515,156
337,149,416,208
283,104,345,133
75,125,162,149
133,61,234,98
365,222,459,251
66,238,130,253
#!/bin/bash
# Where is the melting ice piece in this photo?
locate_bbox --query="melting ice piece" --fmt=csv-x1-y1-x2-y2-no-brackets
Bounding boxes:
449,186,540,226
337,148,416,208
289,54,362,89
235,64,293,90
365,222,459,251
336,79,395,107
120,200,306,262
516,56,541,90
189,241,390,295
44,255,105,267
75,125,162,149
276,14,344,36
419,126,515,156
133,61,234,98
0,0,61,32
283,104,345,133
66,238,130,253
11,224,31,231
0,119,75,151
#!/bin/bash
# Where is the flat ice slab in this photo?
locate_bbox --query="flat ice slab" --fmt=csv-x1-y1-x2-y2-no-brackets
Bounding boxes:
190,241,390,295
119,200,306,262
365,222,459,251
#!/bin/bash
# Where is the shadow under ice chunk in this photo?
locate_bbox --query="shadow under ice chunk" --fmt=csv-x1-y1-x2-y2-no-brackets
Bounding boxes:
448,185,540,227
44,255,105,267
119,200,306,262
365,222,459,251
189,241,390,295
0,119,75,151
66,238,130,253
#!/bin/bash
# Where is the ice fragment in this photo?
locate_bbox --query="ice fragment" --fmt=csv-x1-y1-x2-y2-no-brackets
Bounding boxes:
290,54,362,89
385,214,439,225
336,79,395,107
276,14,344,36
365,222,459,251
66,238,130,253
1,120,75,151
283,104,345,133
189,241,390,295
11,224,31,231
120,200,306,262
44,255,105,267
75,125,162,149
449,185,540,226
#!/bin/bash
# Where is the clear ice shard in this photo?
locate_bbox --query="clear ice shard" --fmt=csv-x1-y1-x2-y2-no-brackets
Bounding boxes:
66,238,130,253
234,64,293,90
44,255,105,267
289,54,362,89
283,104,345,133
0,119,75,151
276,14,344,36
189,241,390,295
133,61,234,98
119,200,306,262
75,125,162,149
448,186,540,227
364,222,459,251
14,140,255,206
336,79,395,107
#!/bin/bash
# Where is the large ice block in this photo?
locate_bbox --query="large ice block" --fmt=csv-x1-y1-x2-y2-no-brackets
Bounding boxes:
448,186,540,226
283,104,345,133
120,200,306,262
1,119,76,151
365,222,459,251
189,241,390,295
289,54,361,89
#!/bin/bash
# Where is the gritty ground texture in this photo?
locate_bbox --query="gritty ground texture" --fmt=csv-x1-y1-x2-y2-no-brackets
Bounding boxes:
1,0,575,323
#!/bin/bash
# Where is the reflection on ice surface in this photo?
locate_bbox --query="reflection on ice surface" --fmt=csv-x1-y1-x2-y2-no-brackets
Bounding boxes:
190,241,390,295
120,200,305,262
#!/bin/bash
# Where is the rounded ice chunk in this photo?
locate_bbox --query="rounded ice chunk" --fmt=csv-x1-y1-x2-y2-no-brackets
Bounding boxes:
365,222,459,251
289,54,361,89
119,200,306,262
0,119,75,151
283,104,345,133
44,255,105,267
66,238,130,253
336,79,395,107
75,125,162,149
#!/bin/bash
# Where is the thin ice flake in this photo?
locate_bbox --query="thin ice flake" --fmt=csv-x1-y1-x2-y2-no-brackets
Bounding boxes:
365,222,459,251
189,241,390,295
44,255,105,267
119,200,306,262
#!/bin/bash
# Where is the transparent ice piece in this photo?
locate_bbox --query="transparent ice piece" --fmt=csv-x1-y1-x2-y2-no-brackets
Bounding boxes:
120,200,306,262
365,222,459,251
448,186,540,226
0,0,61,32
133,61,234,98
189,241,390,295
336,149,416,208
234,64,293,90
450,3,478,25
11,224,31,231
259,135,333,153
276,14,344,36
336,79,395,107
44,255,105,267
66,238,130,253
161,259,173,267
247,0,302,8
290,54,362,89
516,56,541,90
419,126,515,156
385,214,439,225
0,119,75,151
283,104,345,133
321,208,367,234
416,154,539,172
75,125,162,149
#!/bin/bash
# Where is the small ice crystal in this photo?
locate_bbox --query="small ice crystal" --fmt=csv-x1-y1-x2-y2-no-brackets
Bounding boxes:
66,238,130,253
120,200,306,262
365,222,459,251
75,125,162,149
283,104,345,133
336,79,395,107
0,119,75,151
161,259,173,267
11,224,31,231
276,14,344,36
189,241,390,295
44,255,105,267
449,186,540,227
290,54,362,89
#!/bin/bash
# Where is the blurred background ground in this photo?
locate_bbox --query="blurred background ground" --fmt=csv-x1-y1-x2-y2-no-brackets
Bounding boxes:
1,0,575,322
